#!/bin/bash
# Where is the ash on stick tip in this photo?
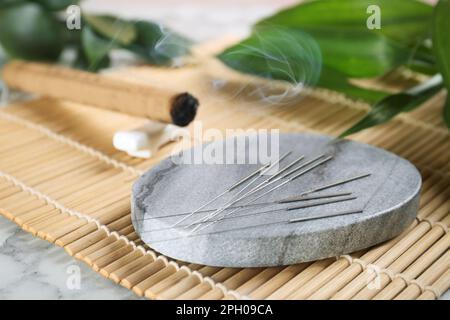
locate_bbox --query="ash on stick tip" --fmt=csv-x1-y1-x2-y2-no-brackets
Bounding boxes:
171,92,199,127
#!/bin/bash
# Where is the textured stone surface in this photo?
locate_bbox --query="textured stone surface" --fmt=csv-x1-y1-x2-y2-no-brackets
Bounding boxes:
132,133,421,267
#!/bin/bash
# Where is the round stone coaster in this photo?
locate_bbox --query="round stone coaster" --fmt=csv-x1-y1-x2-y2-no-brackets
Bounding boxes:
131,133,421,267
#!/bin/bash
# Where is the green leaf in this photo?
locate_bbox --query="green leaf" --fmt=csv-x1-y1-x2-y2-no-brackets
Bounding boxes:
407,58,437,76
81,26,112,71
220,26,410,84
218,28,322,86
126,21,191,65
257,0,433,46
318,67,388,103
83,14,137,46
444,99,450,129
72,45,89,70
30,0,79,11
0,2,64,60
305,28,410,78
432,0,450,129
339,75,443,137
252,0,433,78
83,17,191,65
218,27,389,102
0,0,23,9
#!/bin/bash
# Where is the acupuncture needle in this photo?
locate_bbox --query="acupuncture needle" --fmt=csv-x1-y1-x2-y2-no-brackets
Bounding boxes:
227,151,294,200
186,154,321,230
214,153,306,214
184,153,308,229
134,191,353,222
278,192,352,203
192,155,333,233
245,154,321,197
285,173,372,200
189,154,328,232
143,194,356,232
248,156,335,206
138,173,369,223
194,156,334,233
289,208,364,223
145,208,364,243
287,195,357,210
171,151,291,227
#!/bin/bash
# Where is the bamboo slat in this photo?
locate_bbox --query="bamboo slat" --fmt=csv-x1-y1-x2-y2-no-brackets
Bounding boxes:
0,44,448,300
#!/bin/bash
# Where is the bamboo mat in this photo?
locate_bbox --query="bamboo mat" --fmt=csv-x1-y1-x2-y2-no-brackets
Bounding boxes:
0,43,449,300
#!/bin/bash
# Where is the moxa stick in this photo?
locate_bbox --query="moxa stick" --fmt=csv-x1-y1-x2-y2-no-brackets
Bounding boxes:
2,61,199,126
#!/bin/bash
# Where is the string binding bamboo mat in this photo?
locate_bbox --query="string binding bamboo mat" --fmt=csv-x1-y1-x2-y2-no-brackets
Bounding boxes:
0,44,449,300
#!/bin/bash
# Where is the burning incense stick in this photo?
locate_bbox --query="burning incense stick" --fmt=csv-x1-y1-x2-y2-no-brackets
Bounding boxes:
2,61,199,126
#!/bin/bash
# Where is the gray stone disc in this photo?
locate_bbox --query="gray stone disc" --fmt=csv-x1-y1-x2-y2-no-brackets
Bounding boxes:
132,133,421,267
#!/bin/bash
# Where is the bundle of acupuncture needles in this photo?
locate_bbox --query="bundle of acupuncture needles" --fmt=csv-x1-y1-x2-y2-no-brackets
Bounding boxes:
140,151,371,243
